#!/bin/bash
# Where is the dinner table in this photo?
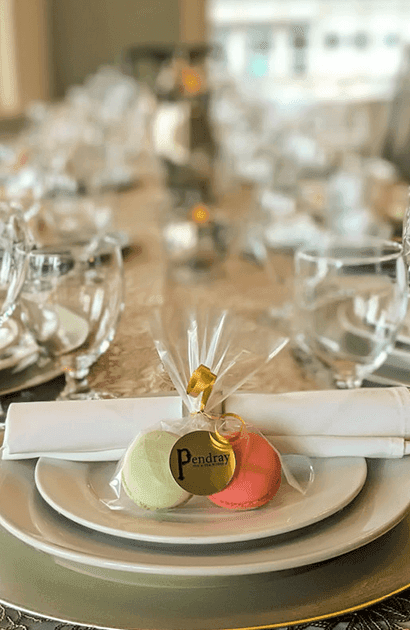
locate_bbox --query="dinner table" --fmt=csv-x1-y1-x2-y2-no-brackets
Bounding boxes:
1,173,410,630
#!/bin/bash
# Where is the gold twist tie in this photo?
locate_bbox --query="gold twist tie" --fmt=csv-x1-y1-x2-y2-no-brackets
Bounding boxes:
186,364,217,411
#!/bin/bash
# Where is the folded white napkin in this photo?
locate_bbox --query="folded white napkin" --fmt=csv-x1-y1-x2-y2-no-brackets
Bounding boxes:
3,387,410,461
226,387,410,458
2,394,183,461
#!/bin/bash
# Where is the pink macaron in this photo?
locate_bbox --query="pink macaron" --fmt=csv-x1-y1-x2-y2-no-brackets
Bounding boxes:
208,432,281,510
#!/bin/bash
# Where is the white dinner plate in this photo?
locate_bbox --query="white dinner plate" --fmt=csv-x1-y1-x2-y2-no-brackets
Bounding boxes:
0,456,408,576
34,456,367,545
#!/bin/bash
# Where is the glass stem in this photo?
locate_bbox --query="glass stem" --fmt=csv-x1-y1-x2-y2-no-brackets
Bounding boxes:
334,373,363,389
332,360,363,389
61,356,91,397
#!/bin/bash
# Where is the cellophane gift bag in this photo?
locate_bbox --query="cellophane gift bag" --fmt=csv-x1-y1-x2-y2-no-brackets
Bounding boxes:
100,305,311,516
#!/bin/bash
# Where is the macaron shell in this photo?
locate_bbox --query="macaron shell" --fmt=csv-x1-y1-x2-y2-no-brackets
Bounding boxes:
208,432,282,510
121,430,192,511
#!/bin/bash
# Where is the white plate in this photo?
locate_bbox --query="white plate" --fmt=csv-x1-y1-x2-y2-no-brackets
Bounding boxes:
34,456,367,545
0,456,408,576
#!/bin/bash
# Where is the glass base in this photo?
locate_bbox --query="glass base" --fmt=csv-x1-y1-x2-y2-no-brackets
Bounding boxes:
333,375,363,389
57,389,118,401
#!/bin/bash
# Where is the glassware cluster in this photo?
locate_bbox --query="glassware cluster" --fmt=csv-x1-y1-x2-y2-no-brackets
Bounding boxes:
0,54,408,396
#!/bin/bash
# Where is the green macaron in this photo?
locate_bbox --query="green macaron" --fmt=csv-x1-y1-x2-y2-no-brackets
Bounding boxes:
121,430,192,511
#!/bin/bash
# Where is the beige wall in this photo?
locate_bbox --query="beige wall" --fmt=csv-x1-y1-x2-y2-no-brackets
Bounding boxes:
0,0,49,119
179,0,207,44
50,0,182,96
0,0,208,121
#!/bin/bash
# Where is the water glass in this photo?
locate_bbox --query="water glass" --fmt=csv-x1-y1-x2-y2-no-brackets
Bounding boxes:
32,194,114,246
402,193,410,266
0,207,32,371
19,235,124,400
0,229,26,329
294,238,408,388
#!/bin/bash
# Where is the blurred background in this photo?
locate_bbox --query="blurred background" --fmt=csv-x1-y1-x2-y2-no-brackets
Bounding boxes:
2,0,410,230
1,0,409,168
3,1,410,96
1,0,409,119
2,0,410,399
211,0,407,101
0,0,202,119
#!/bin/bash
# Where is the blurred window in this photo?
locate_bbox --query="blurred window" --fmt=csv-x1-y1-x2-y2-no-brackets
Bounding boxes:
247,26,272,77
209,0,407,101
324,33,340,49
213,27,230,67
385,33,399,47
353,32,369,49
292,25,308,76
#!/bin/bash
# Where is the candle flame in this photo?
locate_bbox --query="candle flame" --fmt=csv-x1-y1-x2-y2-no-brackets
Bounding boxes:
181,67,202,94
191,204,210,224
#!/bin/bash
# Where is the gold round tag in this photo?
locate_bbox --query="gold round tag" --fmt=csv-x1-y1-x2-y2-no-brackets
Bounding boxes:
169,430,236,495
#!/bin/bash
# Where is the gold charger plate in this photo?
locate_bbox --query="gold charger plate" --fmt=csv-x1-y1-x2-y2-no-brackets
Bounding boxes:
0,509,410,629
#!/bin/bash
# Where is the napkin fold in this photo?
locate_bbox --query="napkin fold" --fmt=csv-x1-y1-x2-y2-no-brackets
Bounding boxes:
3,387,410,461
2,394,183,461
226,387,410,458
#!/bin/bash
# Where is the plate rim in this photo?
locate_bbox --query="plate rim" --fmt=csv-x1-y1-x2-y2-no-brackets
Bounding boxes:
34,456,368,545
1,491,410,629
2,580,410,630
0,584,410,630
0,457,409,576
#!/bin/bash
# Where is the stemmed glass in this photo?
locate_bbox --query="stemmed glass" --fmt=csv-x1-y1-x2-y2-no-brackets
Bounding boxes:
18,235,124,400
402,192,410,269
0,204,32,337
294,238,408,389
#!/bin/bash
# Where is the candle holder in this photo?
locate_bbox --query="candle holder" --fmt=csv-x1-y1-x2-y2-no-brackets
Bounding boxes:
162,202,232,283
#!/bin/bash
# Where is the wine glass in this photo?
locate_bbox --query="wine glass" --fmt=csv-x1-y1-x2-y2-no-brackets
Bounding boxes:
19,235,124,400
0,205,31,348
402,191,410,267
294,238,408,389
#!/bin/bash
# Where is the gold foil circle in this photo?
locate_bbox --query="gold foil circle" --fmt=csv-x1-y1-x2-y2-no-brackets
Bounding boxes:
169,430,236,495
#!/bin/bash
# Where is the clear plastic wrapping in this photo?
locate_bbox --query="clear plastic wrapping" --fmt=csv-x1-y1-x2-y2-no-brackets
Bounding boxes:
100,307,313,515
152,307,289,414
